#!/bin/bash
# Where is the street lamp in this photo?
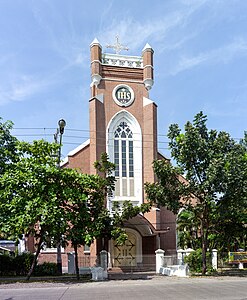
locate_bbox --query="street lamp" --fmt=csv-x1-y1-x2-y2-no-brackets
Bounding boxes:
57,119,66,166
58,119,66,134
56,119,66,275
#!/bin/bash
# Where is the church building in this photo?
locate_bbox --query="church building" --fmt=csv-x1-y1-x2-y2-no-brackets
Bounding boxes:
39,38,177,271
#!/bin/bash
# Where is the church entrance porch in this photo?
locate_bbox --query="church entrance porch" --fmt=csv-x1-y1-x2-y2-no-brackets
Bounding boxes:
110,228,142,269
113,231,137,267
108,219,157,272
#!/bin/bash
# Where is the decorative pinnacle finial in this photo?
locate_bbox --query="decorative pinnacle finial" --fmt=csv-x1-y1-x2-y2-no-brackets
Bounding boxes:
106,35,129,54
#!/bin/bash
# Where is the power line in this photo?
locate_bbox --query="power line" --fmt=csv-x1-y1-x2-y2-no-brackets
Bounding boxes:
13,127,56,130
12,127,244,140
14,134,54,137
62,141,170,150
13,127,169,138
13,133,168,145
14,135,169,147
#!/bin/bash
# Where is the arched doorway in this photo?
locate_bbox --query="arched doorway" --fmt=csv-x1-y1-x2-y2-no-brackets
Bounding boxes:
111,228,142,267
113,231,136,267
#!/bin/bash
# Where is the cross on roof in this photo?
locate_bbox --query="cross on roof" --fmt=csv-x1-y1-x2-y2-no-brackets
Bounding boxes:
106,35,129,54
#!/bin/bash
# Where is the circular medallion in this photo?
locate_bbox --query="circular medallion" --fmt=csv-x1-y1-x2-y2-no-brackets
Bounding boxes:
112,84,135,107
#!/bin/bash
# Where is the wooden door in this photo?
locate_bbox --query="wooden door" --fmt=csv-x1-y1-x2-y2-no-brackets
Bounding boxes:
113,232,136,267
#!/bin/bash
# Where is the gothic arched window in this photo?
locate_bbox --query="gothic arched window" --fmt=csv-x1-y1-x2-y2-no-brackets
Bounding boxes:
114,121,134,196
107,111,142,208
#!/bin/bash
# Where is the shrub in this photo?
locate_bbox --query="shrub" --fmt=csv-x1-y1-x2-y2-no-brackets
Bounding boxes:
34,262,58,276
0,253,59,277
0,254,15,275
14,252,34,275
184,248,212,273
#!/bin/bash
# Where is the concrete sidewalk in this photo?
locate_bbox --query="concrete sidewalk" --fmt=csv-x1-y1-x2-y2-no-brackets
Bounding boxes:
1,276,247,300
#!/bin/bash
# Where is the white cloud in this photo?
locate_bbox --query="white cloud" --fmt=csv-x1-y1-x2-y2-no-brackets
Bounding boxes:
171,38,247,75
203,103,247,118
97,0,208,53
30,1,87,68
0,75,52,106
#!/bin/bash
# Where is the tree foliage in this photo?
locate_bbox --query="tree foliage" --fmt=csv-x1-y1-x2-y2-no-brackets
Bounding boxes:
60,157,115,279
0,139,67,279
177,210,200,250
57,152,150,279
0,117,18,175
213,132,247,251
0,122,152,279
145,112,247,274
0,118,18,240
0,140,116,279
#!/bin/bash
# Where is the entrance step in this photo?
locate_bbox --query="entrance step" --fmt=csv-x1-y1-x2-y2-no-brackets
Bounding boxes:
109,266,155,273
108,271,156,280
159,265,188,277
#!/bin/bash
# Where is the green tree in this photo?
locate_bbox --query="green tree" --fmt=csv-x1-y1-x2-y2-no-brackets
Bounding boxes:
213,132,247,252
145,112,247,274
177,210,200,250
60,166,113,280
0,141,115,280
0,117,18,175
0,140,68,279
0,118,18,241
0,135,151,280
63,153,151,280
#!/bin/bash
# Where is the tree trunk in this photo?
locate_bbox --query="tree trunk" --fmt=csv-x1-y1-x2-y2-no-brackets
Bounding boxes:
74,244,80,280
26,237,43,280
202,236,207,275
201,221,208,275
57,240,62,275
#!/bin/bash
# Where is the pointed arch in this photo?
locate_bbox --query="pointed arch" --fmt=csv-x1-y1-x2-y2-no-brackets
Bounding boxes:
106,110,142,209
109,227,143,267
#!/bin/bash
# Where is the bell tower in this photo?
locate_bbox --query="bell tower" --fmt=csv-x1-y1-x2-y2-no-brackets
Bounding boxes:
61,37,177,265
89,37,157,211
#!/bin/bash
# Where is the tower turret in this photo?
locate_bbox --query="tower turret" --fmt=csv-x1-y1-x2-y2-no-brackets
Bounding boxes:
142,43,154,91
90,38,102,89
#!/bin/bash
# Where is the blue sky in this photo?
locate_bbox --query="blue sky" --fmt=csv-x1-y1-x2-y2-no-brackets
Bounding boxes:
0,0,246,159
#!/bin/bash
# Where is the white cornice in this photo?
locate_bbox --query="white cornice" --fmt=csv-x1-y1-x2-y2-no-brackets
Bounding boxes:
143,96,155,106
68,139,90,156
95,93,104,103
61,139,90,167
102,53,143,68
90,59,101,64
143,64,154,69
60,157,68,166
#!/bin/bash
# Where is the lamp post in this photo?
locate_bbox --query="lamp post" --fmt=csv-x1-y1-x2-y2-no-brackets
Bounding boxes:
57,119,66,166
55,119,66,275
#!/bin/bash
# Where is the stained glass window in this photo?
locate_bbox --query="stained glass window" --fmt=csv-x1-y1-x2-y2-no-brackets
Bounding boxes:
114,122,134,197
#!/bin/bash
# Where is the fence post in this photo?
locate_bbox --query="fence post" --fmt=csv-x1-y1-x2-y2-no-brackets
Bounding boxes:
212,249,218,270
177,249,185,265
67,252,75,274
155,249,165,274
100,250,108,279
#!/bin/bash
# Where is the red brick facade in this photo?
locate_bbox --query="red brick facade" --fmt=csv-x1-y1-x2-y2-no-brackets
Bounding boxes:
41,39,177,271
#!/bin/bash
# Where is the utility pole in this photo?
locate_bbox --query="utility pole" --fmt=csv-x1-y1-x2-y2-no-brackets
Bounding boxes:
54,119,66,275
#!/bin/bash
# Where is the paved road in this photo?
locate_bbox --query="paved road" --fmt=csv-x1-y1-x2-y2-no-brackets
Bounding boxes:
0,276,247,300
